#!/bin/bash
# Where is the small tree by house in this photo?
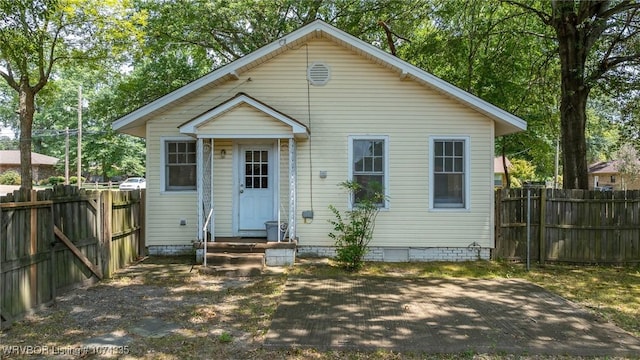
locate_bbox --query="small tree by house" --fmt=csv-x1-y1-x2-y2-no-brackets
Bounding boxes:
615,143,640,190
328,181,386,272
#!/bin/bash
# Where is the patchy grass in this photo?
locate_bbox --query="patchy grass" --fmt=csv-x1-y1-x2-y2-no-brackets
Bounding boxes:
1,256,638,360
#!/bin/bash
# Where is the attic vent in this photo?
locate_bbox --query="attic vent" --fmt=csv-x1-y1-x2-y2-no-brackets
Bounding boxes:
307,62,330,86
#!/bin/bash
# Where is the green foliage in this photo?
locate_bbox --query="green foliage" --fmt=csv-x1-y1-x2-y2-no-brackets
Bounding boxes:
217,332,233,343
508,158,537,188
40,175,65,186
328,181,386,272
0,170,20,185
615,143,640,188
586,103,621,163
397,0,560,179
0,0,146,188
69,176,85,185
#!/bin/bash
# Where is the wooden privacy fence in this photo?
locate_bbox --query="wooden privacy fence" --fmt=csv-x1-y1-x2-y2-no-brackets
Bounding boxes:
495,188,640,264
0,186,145,329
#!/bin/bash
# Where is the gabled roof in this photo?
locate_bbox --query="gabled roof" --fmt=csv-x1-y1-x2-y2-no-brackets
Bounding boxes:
589,160,616,174
588,159,640,174
0,150,59,166
179,92,309,138
112,20,527,137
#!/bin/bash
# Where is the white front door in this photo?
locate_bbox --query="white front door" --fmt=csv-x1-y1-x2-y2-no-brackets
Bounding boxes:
237,145,275,235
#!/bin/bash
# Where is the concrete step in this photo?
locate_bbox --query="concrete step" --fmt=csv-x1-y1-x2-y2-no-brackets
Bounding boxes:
205,253,265,267
203,242,266,254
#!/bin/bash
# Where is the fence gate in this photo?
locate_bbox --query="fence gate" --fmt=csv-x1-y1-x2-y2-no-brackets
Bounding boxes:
1,186,144,329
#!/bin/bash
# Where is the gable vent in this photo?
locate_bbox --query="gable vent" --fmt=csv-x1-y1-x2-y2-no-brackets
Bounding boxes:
307,62,330,86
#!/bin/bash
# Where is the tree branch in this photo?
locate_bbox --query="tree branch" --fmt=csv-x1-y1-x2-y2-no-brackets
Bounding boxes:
503,0,552,25
585,2,640,51
588,53,640,83
587,8,640,83
0,67,19,91
378,21,397,56
596,0,640,22
35,20,64,93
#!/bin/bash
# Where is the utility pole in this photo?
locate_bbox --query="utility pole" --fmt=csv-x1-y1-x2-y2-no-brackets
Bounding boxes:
77,85,82,188
65,127,69,185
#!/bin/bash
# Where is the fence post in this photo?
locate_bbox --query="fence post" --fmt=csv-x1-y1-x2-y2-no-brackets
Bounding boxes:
539,188,547,265
139,190,146,257
102,191,113,278
29,190,38,308
49,192,56,302
493,189,502,260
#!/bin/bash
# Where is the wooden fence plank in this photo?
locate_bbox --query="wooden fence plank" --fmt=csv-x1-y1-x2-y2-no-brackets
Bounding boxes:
496,188,640,264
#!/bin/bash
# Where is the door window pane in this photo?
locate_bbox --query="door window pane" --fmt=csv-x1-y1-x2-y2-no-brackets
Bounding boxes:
245,150,269,189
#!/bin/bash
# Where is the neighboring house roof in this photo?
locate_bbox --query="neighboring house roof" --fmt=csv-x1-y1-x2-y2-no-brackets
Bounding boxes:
589,159,640,175
112,20,527,137
589,160,618,174
0,150,59,166
494,156,512,174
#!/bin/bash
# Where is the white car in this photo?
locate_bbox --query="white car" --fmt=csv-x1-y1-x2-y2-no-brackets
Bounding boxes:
119,177,146,190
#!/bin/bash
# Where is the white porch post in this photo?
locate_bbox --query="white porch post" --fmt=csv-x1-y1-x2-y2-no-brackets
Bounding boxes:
208,139,214,237
196,138,204,241
288,138,297,240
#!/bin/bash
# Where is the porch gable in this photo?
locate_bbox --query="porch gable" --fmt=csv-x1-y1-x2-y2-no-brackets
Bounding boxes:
179,92,309,139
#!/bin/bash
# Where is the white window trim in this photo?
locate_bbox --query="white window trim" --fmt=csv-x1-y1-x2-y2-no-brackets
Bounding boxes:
161,136,198,193
429,136,470,211
347,135,390,210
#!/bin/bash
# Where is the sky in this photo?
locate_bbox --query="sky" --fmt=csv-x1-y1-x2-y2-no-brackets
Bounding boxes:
1,127,14,138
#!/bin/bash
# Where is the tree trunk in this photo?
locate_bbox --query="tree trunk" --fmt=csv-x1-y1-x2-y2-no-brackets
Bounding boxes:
553,4,590,189
18,84,35,190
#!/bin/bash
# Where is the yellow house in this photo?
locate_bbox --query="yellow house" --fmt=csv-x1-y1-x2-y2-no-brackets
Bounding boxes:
112,21,526,262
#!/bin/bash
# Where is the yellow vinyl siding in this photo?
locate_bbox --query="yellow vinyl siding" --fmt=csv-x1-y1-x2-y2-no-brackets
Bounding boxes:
212,139,234,236
145,125,197,246
143,37,496,248
196,104,293,135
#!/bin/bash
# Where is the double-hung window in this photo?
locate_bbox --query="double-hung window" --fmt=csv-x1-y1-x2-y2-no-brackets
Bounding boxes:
164,140,196,191
349,136,388,208
431,137,468,209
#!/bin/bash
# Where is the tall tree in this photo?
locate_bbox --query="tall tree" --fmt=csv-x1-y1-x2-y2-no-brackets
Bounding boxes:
0,0,144,188
399,0,560,179
507,1,640,189
138,0,427,69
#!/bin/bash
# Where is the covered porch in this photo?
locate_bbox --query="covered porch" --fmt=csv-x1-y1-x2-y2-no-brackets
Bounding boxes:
179,93,309,266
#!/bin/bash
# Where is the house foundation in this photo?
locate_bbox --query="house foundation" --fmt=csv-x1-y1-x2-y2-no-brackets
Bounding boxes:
296,246,490,262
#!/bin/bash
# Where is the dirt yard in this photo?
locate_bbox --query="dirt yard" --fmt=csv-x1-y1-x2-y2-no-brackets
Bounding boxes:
1,257,289,359
2,257,637,360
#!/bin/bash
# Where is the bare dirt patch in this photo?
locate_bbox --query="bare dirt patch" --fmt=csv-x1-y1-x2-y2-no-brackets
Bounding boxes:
0,256,287,359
